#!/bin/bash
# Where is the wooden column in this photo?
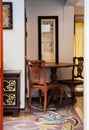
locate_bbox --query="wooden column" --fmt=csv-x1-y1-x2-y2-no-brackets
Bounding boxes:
0,0,3,130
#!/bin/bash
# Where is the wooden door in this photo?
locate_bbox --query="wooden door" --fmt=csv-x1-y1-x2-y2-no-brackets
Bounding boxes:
0,1,3,130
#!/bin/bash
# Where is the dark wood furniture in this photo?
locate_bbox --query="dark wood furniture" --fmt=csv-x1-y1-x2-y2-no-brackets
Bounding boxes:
45,62,79,82
58,57,84,104
4,70,21,116
26,60,65,112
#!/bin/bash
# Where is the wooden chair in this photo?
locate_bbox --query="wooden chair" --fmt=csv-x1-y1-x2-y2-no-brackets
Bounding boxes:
58,57,84,104
26,59,65,112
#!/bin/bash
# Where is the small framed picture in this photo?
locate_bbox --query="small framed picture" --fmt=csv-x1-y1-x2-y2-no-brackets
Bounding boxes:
3,2,13,29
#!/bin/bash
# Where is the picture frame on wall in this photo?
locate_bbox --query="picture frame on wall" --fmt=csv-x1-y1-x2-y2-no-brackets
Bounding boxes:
3,2,13,29
38,16,58,63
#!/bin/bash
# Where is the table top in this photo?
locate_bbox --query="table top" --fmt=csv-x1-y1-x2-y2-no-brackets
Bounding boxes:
45,62,78,68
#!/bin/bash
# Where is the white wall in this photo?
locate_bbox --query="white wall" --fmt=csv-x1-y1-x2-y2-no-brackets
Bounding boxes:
25,0,74,97
26,0,74,63
3,0,25,108
26,0,74,74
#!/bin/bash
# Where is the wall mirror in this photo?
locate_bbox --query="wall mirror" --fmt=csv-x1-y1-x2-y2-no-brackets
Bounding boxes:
38,16,58,63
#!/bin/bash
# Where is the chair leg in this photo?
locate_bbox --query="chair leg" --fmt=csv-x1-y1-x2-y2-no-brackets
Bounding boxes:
44,90,47,112
47,94,52,106
69,85,76,104
39,90,42,105
59,87,64,107
28,88,31,110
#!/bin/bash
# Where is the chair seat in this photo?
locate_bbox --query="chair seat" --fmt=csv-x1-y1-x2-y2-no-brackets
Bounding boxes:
32,83,62,90
57,57,84,105
58,79,83,86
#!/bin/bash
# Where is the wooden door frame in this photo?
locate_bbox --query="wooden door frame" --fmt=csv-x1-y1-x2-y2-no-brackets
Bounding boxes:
0,0,3,130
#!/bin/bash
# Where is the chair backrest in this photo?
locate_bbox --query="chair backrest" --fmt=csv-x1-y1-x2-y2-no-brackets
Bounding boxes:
26,59,46,86
72,57,84,80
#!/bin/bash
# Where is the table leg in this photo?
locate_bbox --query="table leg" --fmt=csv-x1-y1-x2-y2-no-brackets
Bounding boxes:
50,68,57,83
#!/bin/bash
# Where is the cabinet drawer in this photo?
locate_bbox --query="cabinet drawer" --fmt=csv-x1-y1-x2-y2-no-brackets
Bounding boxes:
4,79,17,92
4,93,16,106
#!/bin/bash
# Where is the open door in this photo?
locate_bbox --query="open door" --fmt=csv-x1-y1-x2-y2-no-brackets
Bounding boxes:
0,1,3,130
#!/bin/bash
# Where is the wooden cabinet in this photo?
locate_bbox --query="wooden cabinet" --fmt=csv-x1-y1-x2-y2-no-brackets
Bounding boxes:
4,70,21,116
